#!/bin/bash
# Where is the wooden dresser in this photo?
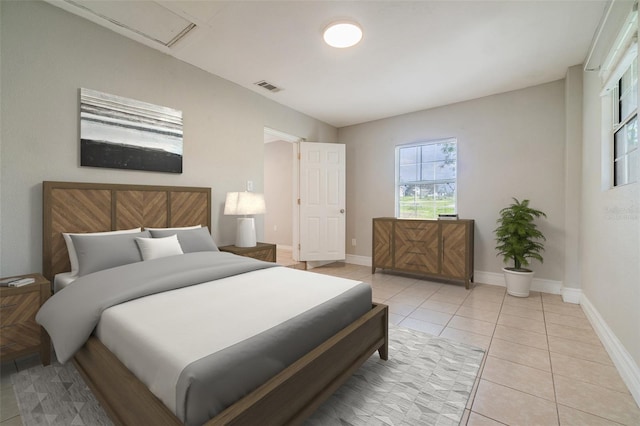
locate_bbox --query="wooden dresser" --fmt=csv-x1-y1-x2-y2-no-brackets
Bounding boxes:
219,242,277,263
372,218,474,288
0,274,51,365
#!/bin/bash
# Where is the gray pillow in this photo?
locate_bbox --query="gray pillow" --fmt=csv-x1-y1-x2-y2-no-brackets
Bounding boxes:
71,231,151,276
149,227,218,253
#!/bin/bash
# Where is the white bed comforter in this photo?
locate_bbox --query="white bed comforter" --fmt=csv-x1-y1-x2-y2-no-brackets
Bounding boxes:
95,266,364,416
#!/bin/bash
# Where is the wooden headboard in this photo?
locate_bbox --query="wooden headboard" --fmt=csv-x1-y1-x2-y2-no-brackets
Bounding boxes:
42,181,211,281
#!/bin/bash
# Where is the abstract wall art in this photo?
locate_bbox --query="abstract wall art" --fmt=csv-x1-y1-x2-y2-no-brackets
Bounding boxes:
80,88,183,173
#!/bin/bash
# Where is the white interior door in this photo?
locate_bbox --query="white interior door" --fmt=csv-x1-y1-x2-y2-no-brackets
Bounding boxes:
298,142,346,261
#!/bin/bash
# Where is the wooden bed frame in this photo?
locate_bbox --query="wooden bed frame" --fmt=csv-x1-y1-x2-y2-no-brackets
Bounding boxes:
42,181,389,426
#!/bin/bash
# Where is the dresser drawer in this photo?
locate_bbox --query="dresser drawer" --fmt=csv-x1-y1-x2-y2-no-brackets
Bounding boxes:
394,221,440,274
249,248,276,262
372,218,475,289
0,275,51,365
396,221,432,231
219,243,277,263
0,321,40,355
0,292,39,325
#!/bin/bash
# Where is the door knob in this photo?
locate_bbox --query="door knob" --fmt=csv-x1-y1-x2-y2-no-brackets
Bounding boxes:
340,209,345,213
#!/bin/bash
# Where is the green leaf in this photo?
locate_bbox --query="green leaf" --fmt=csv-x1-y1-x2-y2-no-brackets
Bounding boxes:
494,198,546,269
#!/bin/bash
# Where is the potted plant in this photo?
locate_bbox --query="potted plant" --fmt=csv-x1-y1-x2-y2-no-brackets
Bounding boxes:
494,198,546,297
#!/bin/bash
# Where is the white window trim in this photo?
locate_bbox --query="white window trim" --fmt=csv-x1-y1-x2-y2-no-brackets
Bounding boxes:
394,138,458,219
600,6,638,190
599,6,638,86
600,42,637,97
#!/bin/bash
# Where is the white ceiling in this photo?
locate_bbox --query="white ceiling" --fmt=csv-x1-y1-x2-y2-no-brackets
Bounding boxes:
50,0,609,128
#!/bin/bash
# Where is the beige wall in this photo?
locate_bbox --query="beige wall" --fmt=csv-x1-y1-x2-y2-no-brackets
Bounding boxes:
264,140,294,246
0,1,336,276
579,1,640,369
339,81,566,281
2,0,637,396
564,65,584,291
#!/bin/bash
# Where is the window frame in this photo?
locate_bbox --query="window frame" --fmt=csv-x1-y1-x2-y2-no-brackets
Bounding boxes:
600,6,638,189
612,53,638,187
394,138,458,219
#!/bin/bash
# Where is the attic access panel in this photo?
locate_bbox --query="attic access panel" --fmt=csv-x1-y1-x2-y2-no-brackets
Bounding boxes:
64,0,195,46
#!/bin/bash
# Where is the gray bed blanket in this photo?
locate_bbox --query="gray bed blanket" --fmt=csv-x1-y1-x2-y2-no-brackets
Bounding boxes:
36,251,276,363
176,282,372,425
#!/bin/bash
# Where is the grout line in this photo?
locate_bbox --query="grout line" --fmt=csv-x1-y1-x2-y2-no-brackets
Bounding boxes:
541,294,562,425
551,370,633,396
477,376,558,404
0,361,21,426
542,298,553,357
0,415,22,426
364,270,635,425
465,289,506,413
466,410,509,426
483,349,553,375
555,402,629,426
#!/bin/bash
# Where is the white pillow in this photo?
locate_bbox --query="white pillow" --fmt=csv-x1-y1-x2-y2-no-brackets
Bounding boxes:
144,225,202,231
135,235,184,261
63,228,142,276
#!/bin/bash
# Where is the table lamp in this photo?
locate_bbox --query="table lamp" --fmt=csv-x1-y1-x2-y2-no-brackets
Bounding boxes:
224,192,266,247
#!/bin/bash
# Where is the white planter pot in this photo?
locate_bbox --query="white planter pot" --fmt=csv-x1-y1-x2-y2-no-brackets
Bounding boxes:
503,268,534,297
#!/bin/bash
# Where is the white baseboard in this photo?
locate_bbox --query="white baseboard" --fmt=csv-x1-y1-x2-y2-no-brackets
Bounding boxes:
343,254,639,406
276,245,293,251
581,294,640,407
473,271,563,295
345,254,372,267
561,287,582,304
343,256,565,296
472,271,504,287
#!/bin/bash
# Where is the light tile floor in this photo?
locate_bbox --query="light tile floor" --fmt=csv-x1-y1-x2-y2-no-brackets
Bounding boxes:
276,247,306,270
1,354,39,425
2,262,639,425
310,262,640,426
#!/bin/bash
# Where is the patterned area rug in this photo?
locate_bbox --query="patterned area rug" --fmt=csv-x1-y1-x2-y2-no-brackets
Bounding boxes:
12,325,485,426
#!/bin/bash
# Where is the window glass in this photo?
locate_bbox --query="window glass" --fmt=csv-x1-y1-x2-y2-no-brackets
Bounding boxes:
399,146,418,164
399,164,418,182
627,115,638,151
396,139,457,218
612,55,638,187
619,58,638,121
629,150,638,183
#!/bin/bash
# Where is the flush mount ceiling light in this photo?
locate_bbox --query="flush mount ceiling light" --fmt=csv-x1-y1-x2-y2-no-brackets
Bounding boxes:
323,21,363,48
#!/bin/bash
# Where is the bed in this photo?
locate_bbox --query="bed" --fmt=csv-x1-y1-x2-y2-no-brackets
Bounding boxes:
40,181,389,426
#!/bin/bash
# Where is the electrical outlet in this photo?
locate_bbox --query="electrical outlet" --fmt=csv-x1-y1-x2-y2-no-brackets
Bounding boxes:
247,180,254,191
351,238,356,246
274,225,278,232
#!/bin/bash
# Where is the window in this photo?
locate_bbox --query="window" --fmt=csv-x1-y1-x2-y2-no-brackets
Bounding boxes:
601,6,638,188
396,139,457,219
613,56,638,186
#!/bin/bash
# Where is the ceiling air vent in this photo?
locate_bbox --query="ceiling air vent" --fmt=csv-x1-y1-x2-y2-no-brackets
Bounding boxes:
254,80,282,93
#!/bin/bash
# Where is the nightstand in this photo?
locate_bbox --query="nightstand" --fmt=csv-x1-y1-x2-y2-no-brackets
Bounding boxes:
219,242,277,263
0,273,51,365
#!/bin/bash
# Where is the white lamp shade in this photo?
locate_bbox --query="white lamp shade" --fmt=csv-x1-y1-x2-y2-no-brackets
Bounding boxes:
224,192,266,215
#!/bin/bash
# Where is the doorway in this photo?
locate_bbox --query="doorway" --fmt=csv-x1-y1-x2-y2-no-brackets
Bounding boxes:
264,128,347,268
263,127,303,268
